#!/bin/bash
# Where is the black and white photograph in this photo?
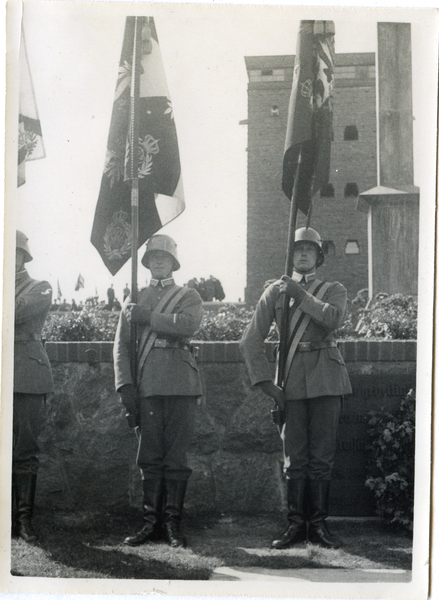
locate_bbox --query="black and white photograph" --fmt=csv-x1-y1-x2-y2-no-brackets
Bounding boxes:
1,1,437,598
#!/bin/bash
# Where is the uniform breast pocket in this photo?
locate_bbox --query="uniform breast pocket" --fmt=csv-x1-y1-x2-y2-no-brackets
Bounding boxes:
327,347,346,366
26,346,51,369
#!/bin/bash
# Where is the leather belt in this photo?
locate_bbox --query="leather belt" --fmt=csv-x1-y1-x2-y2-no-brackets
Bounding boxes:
297,341,337,352
15,333,42,342
153,339,191,351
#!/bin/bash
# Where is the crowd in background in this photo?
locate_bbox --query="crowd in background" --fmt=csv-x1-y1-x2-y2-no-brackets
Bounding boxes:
50,276,225,312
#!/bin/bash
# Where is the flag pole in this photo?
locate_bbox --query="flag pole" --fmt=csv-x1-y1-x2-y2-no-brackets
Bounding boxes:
129,16,143,383
276,153,302,389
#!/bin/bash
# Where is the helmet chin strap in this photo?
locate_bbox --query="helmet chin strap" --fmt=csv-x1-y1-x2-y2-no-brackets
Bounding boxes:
293,259,317,275
151,268,173,280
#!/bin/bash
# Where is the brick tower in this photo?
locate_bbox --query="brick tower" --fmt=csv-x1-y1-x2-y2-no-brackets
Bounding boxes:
244,53,377,306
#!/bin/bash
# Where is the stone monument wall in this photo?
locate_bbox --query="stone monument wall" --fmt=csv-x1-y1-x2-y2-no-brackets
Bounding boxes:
30,340,417,517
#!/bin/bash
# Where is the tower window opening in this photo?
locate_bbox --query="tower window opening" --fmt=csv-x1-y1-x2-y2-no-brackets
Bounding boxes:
344,183,359,197
320,183,335,197
345,240,360,254
344,125,359,141
322,240,336,255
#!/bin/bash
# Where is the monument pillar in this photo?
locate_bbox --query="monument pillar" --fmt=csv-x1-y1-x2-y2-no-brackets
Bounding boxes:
357,22,419,298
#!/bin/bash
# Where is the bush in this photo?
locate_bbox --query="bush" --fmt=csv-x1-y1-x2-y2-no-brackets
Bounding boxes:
365,389,416,531
42,293,417,342
193,304,253,341
43,305,120,341
192,304,279,341
337,292,417,340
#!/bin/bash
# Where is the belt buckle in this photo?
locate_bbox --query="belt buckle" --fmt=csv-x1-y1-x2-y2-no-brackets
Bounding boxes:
155,338,166,348
300,342,311,352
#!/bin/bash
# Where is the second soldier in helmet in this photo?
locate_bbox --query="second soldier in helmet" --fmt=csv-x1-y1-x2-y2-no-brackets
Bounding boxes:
240,227,352,549
113,235,203,548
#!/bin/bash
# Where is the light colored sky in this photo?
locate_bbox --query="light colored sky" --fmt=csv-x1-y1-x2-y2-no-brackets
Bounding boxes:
6,2,438,303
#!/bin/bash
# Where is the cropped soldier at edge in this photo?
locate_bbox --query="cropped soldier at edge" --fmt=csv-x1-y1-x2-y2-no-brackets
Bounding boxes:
13,231,54,543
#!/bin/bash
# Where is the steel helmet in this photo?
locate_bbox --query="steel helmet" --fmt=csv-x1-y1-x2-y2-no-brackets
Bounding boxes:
16,230,33,263
141,234,180,271
294,227,325,267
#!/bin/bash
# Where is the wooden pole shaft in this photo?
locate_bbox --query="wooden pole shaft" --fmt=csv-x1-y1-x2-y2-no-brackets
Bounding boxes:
129,16,143,384
276,155,301,388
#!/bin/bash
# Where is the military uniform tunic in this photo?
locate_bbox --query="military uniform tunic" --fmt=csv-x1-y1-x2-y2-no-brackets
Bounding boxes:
113,278,203,480
14,269,54,474
240,271,352,480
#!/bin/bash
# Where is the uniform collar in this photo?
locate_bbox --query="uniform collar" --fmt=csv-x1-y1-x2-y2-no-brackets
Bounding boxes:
15,268,28,284
292,270,316,283
149,277,174,288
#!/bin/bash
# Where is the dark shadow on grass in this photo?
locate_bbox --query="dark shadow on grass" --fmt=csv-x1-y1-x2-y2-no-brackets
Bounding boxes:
187,514,413,572
14,508,212,580
11,509,412,579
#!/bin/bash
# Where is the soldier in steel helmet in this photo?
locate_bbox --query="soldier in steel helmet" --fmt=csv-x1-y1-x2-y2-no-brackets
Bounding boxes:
113,234,203,548
240,227,352,549
13,231,54,542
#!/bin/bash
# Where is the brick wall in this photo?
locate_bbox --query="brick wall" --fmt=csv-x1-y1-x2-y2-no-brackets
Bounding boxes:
244,53,377,306
32,340,417,518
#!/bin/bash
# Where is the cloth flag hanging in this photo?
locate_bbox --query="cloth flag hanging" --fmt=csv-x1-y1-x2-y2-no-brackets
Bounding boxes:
57,279,62,301
18,26,45,187
74,274,85,291
91,17,185,275
282,20,335,215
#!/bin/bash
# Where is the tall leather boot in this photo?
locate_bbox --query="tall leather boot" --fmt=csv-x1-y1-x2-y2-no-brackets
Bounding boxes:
15,473,38,543
124,479,164,546
163,480,188,548
307,480,342,549
271,479,307,549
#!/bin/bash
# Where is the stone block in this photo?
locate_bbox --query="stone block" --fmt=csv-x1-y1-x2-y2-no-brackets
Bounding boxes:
191,402,221,454
202,364,245,428
223,388,283,454
211,452,284,514
186,455,217,514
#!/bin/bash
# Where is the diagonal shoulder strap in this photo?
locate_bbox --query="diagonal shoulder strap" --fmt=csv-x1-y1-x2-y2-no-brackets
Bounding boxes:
286,279,321,342
136,286,190,385
283,281,331,387
15,278,40,301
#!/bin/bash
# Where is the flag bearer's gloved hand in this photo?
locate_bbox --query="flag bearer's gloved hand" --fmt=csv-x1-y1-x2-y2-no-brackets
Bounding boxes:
118,384,138,416
125,303,151,325
259,381,285,411
280,275,306,303
263,278,277,290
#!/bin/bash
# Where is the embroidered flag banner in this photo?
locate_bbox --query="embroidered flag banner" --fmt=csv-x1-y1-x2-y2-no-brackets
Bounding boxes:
18,26,45,187
282,20,335,215
74,274,85,291
91,17,185,275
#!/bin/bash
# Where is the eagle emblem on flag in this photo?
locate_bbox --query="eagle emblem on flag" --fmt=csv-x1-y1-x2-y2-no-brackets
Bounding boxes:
103,209,132,260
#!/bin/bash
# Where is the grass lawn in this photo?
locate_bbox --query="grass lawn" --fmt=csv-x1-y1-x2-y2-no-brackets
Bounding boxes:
10,508,413,580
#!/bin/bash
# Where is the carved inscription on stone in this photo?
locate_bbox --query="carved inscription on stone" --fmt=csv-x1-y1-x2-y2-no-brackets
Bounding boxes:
330,374,415,516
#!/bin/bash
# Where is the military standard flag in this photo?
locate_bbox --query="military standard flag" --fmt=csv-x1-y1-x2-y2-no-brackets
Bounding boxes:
282,20,335,215
74,274,85,291
18,26,45,187
91,17,185,275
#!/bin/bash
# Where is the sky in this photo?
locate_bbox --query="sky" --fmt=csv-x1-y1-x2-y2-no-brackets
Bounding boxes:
5,2,438,304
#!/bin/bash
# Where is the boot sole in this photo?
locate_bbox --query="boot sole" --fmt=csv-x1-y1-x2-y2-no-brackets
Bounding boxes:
271,535,307,549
